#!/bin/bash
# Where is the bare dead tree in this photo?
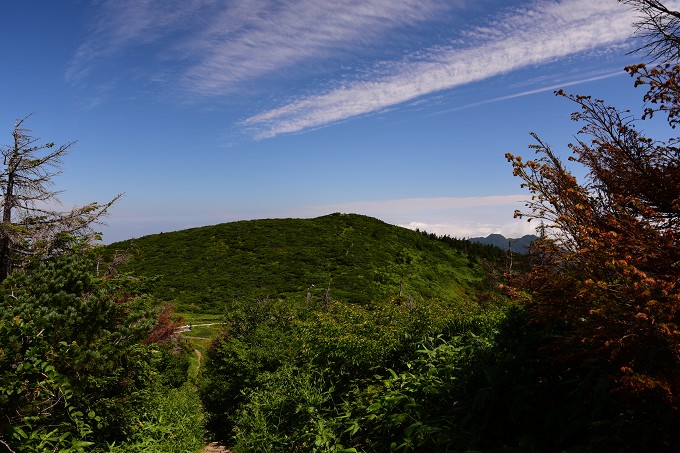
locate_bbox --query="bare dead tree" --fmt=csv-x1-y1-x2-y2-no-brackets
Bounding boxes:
506,239,514,275
622,0,680,62
322,282,332,306
97,247,133,278
0,114,121,280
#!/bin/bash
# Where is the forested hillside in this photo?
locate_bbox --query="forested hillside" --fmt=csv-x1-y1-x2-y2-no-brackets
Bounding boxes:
107,213,498,313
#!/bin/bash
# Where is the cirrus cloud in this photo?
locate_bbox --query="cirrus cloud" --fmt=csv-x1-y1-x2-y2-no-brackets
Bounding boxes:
242,0,637,138
68,0,640,140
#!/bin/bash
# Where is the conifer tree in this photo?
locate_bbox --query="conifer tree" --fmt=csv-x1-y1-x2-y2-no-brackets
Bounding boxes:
0,115,120,280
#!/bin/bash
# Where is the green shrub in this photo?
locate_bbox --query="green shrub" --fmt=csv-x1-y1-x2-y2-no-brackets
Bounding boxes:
0,254,206,451
231,365,342,453
338,334,493,452
0,254,160,450
107,383,205,453
201,293,508,451
151,344,192,389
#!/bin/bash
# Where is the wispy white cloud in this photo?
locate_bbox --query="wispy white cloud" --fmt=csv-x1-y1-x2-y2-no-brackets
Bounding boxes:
242,0,636,138
66,0,210,82
68,0,638,139
428,68,625,116
67,0,454,88
180,0,456,95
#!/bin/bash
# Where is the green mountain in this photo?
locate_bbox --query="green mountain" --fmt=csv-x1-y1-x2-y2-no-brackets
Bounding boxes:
106,213,490,313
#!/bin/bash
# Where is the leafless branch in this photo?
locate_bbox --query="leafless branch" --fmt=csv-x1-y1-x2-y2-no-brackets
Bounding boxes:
622,0,680,62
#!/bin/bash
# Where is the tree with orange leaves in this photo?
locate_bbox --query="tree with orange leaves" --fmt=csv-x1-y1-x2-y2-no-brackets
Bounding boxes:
506,86,679,376
504,0,680,439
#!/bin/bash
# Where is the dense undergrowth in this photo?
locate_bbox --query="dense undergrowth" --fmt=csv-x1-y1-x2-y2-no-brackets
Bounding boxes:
202,288,679,452
0,253,207,452
6,241,676,452
201,294,510,452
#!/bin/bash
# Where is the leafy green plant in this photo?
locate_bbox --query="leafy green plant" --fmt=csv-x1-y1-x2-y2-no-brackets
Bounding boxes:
107,383,205,453
201,289,509,451
230,365,342,452
0,253,184,451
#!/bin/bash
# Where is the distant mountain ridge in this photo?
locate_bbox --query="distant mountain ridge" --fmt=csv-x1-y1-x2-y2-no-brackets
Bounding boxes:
469,233,537,254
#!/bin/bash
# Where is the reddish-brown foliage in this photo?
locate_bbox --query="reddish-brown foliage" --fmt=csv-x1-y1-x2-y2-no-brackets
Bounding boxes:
145,304,183,345
506,72,680,408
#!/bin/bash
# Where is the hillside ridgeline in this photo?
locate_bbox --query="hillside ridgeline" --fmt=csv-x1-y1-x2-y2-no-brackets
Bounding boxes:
107,213,503,313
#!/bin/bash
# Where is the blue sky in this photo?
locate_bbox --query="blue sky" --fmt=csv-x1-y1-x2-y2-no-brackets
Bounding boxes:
0,0,654,242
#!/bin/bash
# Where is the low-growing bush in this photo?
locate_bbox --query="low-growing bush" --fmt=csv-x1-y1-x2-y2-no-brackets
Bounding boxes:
107,383,205,453
200,294,509,451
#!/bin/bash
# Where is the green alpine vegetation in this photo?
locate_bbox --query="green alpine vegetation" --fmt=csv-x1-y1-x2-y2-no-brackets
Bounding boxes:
107,213,501,314
104,213,515,451
0,117,206,452
0,251,206,452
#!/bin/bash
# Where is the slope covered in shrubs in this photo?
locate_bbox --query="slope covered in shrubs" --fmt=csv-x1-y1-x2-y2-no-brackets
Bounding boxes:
107,213,496,313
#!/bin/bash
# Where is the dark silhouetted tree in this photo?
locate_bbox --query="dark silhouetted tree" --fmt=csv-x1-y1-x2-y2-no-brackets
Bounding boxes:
623,0,680,62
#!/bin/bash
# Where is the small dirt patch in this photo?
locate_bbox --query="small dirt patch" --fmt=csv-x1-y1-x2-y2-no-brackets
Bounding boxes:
201,441,229,452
